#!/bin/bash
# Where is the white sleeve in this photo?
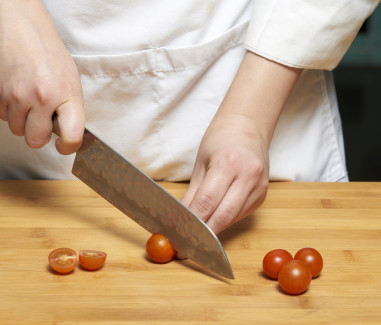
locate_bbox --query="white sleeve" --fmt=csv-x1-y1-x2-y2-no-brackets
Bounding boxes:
244,0,380,70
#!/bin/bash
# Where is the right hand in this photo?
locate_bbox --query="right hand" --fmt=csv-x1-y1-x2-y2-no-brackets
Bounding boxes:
0,0,85,155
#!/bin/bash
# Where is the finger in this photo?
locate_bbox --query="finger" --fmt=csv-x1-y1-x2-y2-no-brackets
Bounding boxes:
24,106,53,148
1,82,30,134
206,178,268,235
186,166,235,223
5,102,29,136
54,97,85,155
0,104,8,121
205,179,251,235
0,94,8,121
239,180,268,218
0,85,7,121
180,163,205,208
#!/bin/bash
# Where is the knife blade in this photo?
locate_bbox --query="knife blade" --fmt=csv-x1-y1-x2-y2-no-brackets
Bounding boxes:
54,123,234,279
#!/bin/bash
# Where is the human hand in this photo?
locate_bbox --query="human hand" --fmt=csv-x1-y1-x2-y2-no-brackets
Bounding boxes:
181,51,302,235
0,0,85,155
181,113,270,235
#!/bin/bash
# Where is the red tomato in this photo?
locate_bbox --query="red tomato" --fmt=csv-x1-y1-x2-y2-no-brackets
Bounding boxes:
79,250,107,271
294,247,323,278
146,233,176,264
262,249,293,279
48,248,77,274
278,260,312,295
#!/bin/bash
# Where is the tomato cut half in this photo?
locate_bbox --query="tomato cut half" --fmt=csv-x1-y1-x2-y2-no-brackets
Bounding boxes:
79,250,107,271
48,248,77,274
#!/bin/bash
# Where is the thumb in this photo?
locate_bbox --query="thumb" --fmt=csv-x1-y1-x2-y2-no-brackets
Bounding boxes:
54,96,85,155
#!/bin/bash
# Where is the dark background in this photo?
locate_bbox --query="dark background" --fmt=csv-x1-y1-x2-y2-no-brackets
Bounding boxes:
333,5,381,181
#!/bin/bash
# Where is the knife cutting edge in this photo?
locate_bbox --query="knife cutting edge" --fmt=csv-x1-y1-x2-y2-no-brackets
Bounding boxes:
53,120,234,279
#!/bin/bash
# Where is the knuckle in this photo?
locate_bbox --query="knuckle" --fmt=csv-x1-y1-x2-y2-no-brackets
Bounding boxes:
216,209,235,229
258,174,270,193
9,85,25,104
250,179,269,210
193,192,215,217
256,189,267,208
34,86,49,106
217,150,241,169
6,82,49,108
33,83,51,106
247,159,265,178
214,150,266,179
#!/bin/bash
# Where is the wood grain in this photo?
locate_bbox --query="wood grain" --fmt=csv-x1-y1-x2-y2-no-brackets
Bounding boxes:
0,181,380,324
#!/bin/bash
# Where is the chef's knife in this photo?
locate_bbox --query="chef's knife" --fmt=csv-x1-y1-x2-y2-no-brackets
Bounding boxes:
53,121,234,279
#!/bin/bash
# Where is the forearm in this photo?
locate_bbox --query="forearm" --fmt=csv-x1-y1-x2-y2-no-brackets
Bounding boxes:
215,50,302,148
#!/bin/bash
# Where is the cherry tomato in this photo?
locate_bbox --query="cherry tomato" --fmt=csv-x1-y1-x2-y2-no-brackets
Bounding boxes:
262,249,293,279
146,233,176,264
48,248,77,274
278,260,312,295
294,247,323,278
79,250,107,271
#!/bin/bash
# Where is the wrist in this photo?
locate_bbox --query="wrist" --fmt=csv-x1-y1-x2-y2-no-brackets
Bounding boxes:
216,51,302,147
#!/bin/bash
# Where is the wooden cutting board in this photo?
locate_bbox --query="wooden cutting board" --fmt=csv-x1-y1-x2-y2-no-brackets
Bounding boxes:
0,180,380,324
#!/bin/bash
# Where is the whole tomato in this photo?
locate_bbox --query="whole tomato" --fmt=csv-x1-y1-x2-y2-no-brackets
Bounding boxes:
262,249,293,279
278,260,312,295
146,233,176,263
294,247,323,278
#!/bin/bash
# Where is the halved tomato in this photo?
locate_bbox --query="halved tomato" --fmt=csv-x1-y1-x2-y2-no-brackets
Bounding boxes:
48,248,77,274
79,250,107,271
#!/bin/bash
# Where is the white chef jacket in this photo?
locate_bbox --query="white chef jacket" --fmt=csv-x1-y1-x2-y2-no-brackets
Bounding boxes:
0,0,379,181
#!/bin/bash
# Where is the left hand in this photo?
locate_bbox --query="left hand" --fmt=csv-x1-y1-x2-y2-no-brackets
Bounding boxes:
181,112,269,235
181,51,302,235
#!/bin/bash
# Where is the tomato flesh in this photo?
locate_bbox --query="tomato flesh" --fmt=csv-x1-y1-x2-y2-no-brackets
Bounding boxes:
262,249,293,279
278,260,312,295
48,248,77,274
79,250,107,271
146,233,176,263
294,247,323,278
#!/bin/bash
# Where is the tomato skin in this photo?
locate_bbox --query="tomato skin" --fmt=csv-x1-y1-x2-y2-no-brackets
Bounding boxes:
48,248,77,274
294,247,323,278
79,250,107,271
278,260,312,295
262,249,293,279
146,233,176,264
